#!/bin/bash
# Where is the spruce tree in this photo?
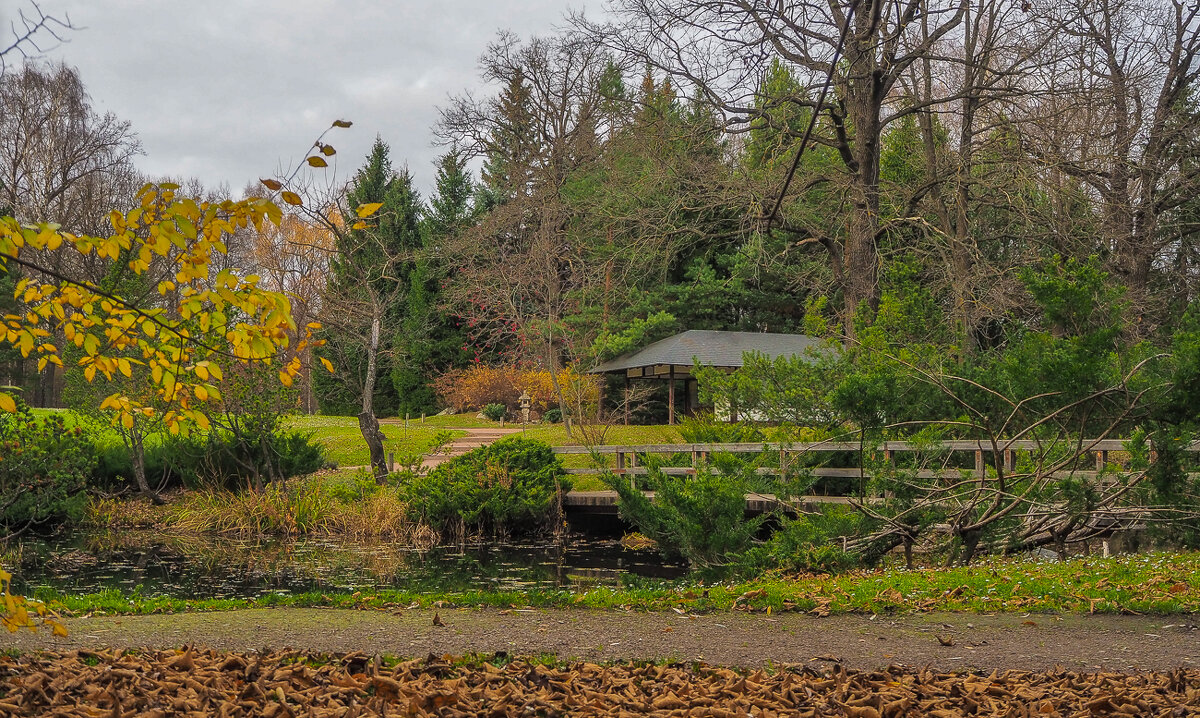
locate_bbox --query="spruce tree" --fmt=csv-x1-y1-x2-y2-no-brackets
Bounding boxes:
392,151,475,414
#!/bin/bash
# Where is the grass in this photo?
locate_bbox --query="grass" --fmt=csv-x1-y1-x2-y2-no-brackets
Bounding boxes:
284,415,465,467
27,552,1200,618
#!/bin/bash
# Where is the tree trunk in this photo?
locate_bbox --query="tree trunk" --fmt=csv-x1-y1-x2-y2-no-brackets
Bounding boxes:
839,21,886,331
359,307,389,483
129,427,163,505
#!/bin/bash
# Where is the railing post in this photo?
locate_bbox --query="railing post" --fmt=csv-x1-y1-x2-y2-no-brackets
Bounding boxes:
1096,450,1108,472
975,449,985,478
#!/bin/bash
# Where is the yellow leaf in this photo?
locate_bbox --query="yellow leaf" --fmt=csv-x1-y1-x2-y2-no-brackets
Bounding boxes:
281,191,303,207
319,357,334,373
356,202,384,218
278,371,293,387
321,145,336,156
306,156,328,168
260,178,283,191
194,385,209,401
332,119,353,128
121,412,134,430
352,221,367,230
195,364,210,381
51,621,68,637
0,393,15,412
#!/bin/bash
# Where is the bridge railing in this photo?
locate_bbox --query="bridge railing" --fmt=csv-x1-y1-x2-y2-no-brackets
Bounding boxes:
550,438,1189,479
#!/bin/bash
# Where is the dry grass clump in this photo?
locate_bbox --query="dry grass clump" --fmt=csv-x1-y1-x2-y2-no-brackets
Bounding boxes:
323,490,438,544
1,649,1198,717
83,497,162,529
83,480,433,541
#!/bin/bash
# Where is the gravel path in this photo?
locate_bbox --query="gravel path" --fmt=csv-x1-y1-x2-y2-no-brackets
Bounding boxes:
5,608,1197,671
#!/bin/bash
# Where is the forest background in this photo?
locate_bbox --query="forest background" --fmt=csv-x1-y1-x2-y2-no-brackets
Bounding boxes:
3,0,1200,446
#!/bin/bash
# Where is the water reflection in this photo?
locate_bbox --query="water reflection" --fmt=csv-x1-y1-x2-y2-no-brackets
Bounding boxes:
10,531,686,600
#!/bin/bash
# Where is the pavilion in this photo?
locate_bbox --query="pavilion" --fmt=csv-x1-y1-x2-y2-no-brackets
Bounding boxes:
589,330,822,424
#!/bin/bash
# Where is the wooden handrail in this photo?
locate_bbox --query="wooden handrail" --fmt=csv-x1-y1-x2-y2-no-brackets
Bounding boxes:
550,438,1173,455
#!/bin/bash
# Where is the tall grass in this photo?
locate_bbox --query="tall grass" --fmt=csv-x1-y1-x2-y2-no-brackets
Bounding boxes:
84,479,434,541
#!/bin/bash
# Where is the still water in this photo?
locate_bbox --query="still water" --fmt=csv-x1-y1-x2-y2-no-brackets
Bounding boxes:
8,531,685,600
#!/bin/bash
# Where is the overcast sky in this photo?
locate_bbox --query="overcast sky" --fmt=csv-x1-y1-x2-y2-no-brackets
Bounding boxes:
19,1,595,197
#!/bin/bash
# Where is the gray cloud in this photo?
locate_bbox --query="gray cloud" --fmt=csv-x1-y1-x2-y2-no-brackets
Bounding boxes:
24,0,594,197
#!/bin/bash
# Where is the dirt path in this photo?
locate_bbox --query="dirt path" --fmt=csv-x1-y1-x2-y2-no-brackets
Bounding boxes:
6,608,1197,671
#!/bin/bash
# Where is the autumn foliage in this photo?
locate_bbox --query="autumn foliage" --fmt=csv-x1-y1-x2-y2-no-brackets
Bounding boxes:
432,365,598,415
0,184,321,432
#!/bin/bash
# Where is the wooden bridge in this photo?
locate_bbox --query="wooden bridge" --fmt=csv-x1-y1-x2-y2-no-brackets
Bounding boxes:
553,438,1169,515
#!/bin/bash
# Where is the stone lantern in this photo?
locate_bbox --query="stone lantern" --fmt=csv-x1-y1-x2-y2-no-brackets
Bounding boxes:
519,390,532,424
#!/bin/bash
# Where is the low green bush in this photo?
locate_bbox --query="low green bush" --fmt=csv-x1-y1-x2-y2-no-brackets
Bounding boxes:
740,505,864,575
481,403,507,422
0,404,95,528
541,407,562,423
607,454,767,571
90,427,326,492
399,438,567,537
678,413,765,443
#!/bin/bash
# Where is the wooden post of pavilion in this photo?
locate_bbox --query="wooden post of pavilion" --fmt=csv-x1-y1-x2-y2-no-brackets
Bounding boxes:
623,375,630,425
668,365,676,425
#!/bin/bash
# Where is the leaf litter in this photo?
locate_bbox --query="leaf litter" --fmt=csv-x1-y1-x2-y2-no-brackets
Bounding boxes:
0,648,1197,716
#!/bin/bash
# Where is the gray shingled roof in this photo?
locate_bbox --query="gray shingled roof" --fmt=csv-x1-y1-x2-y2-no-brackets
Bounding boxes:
590,330,823,374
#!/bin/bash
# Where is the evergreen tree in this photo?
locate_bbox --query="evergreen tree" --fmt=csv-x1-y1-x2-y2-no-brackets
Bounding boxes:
317,137,423,418
480,68,535,201
392,151,475,414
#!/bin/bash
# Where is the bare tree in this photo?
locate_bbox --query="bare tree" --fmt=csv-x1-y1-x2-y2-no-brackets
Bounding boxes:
577,0,971,331
0,63,139,229
0,1,74,77
438,32,610,434
1016,0,1200,321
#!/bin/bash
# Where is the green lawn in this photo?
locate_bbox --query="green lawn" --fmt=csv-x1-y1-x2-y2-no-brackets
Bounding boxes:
285,416,465,467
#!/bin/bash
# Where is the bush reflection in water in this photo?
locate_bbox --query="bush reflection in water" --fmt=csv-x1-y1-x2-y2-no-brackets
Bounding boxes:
10,531,685,599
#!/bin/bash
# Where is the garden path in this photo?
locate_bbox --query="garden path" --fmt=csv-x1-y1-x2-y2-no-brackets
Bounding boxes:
408,425,525,470
6,609,1197,672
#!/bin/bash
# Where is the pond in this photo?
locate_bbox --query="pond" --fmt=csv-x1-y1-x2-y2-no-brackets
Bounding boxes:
6,530,686,600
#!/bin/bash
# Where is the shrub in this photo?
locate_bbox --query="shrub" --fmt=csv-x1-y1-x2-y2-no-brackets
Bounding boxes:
607,454,766,571
481,403,507,422
91,427,325,492
542,407,562,423
399,438,567,538
0,405,95,528
678,413,765,443
739,506,864,575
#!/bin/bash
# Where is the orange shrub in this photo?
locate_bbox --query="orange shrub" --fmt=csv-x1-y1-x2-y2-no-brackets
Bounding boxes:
433,365,598,414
